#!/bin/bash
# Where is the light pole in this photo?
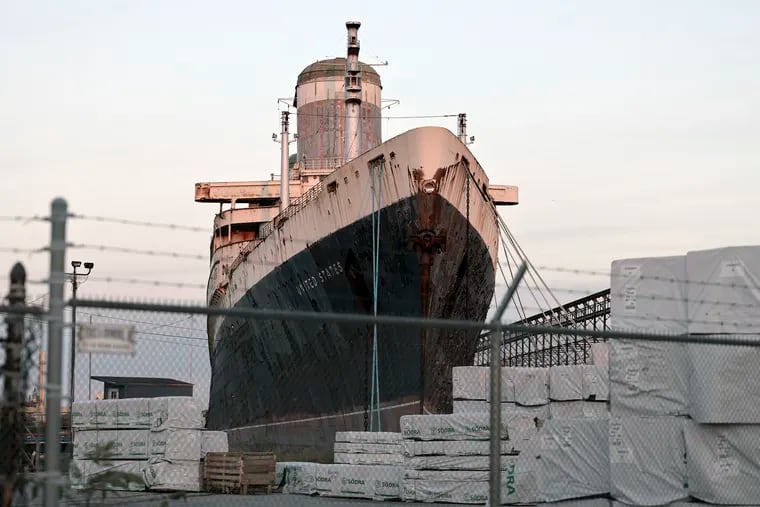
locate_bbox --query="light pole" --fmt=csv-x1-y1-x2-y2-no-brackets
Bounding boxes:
69,260,93,410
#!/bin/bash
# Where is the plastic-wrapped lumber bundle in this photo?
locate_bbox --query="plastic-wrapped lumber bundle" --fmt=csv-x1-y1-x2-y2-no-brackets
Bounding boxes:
314,463,402,500
143,458,202,492
402,456,539,505
400,413,508,441
402,439,514,458
276,462,318,495
513,367,550,406
684,421,760,505
333,431,403,465
452,366,488,400
73,429,151,460
150,397,204,431
333,452,403,465
334,431,401,444
687,342,760,423
609,256,689,417
71,398,151,429
609,415,688,505
530,417,610,502
549,401,609,420
549,365,584,401
453,400,550,422
485,367,517,403
148,429,201,460
686,245,760,335
83,460,147,491
581,364,609,401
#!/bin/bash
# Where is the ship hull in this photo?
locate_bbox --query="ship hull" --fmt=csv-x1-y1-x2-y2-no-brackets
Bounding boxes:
207,193,495,462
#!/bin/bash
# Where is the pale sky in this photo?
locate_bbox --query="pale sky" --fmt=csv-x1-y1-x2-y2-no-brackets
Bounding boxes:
2,1,759,404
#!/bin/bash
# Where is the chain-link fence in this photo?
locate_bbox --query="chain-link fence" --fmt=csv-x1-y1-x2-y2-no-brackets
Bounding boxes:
4,201,760,507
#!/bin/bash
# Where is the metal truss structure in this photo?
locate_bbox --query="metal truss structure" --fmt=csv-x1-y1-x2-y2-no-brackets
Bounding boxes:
475,288,611,367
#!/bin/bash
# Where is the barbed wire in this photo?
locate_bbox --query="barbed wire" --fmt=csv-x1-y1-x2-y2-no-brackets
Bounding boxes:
67,243,206,261
82,276,205,290
532,263,760,290
67,213,207,233
0,247,44,255
0,215,48,224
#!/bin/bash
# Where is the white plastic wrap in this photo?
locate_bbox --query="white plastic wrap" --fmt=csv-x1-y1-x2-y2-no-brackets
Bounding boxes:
531,417,609,502
687,342,760,423
403,456,538,504
610,255,688,334
333,452,403,465
549,401,610,419
686,246,760,334
582,365,609,401
549,402,584,419
150,397,203,431
452,366,487,400
149,429,201,461
69,459,89,489
583,402,610,418
276,461,317,494
591,342,609,366
333,442,401,454
115,398,151,428
86,460,147,491
143,459,201,492
402,479,526,504
684,421,760,504
333,431,401,444
608,338,689,417
314,464,402,500
486,367,517,402
402,439,514,457
400,413,507,441
453,400,488,413
73,430,98,459
404,455,515,471
71,400,110,429
609,416,687,505
549,366,584,401
73,430,150,459
513,367,549,406
200,431,228,458
404,469,489,481
502,402,550,420
72,399,151,429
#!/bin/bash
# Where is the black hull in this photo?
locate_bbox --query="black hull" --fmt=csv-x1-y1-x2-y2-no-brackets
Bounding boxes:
207,194,495,462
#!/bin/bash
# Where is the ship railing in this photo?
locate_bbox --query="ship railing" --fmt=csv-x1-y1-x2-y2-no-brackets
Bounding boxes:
301,157,342,171
258,181,324,240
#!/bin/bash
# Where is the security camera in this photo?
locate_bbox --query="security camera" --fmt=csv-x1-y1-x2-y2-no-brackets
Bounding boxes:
84,262,94,270
71,261,82,268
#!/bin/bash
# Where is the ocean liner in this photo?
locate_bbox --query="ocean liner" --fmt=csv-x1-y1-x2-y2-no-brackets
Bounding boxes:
195,21,518,461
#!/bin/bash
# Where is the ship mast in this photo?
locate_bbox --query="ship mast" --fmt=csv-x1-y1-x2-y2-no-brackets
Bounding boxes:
344,21,362,164
279,111,291,212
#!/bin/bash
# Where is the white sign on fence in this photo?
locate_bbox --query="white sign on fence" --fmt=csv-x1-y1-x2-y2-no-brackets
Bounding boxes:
77,323,136,355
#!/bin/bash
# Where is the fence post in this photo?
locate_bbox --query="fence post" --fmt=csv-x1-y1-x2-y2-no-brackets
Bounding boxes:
44,198,67,507
1,263,27,507
489,263,526,507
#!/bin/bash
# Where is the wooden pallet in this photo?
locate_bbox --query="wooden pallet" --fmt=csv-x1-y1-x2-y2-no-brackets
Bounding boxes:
203,452,276,494
240,452,276,495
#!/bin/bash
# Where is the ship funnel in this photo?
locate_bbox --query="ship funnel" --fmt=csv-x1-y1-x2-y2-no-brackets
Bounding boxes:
344,21,362,164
